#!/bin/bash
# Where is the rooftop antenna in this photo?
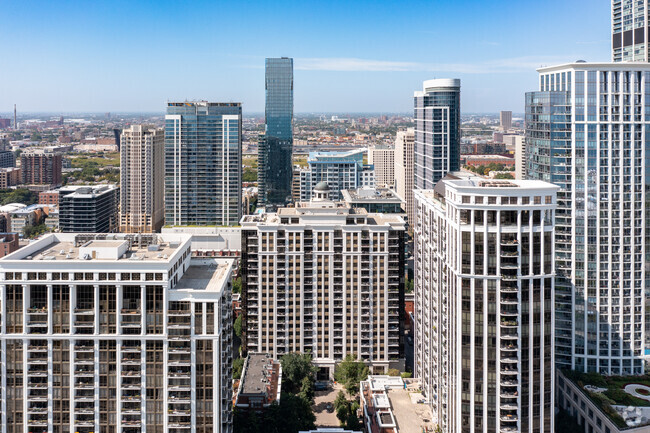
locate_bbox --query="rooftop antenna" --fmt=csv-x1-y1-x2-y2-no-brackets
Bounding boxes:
13,104,17,130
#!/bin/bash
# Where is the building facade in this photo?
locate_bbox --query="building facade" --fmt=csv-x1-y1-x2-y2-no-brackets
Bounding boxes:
394,128,415,227
299,149,375,202
414,177,558,433
258,57,294,206
526,63,648,374
0,150,16,168
119,125,165,233
612,0,649,61
59,185,119,233
0,233,233,433
241,187,405,377
0,167,21,189
20,151,62,186
368,145,395,187
414,79,461,190
165,102,242,227
500,110,513,130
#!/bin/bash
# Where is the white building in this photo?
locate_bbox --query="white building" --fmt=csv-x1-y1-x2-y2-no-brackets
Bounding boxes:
414,175,558,433
513,136,527,180
500,110,513,131
368,145,395,187
241,184,405,377
119,125,165,233
298,149,375,201
0,233,233,433
526,63,649,374
394,128,415,227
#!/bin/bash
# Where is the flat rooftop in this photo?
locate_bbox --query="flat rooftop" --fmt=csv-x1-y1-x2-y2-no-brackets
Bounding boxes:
361,377,434,433
343,188,404,203
174,261,231,292
1,233,189,262
237,353,281,406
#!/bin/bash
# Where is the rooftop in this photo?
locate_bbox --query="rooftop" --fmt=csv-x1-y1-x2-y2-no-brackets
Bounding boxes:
174,260,232,293
361,376,434,433
1,233,190,262
61,184,118,198
236,353,282,408
342,187,404,203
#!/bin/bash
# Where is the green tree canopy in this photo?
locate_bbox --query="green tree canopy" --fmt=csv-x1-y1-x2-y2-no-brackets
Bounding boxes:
334,355,369,396
280,352,317,394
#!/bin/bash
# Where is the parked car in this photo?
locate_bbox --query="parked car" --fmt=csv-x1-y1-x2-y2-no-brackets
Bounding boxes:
326,403,334,413
315,381,330,391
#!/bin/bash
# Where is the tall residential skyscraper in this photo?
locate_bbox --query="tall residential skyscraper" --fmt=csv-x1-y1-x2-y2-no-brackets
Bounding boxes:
368,144,395,187
612,0,649,61
259,57,294,205
241,184,406,377
414,176,558,433
119,125,164,233
413,79,461,190
394,128,415,227
0,233,234,433
165,102,242,227
500,110,513,130
526,63,649,374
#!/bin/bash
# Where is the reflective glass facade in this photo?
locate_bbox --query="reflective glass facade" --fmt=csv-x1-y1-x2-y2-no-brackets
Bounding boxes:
259,57,294,205
526,65,650,375
164,102,242,227
413,79,461,190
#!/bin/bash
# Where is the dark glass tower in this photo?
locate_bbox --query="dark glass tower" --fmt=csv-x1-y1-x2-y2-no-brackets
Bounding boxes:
413,78,461,190
259,57,293,205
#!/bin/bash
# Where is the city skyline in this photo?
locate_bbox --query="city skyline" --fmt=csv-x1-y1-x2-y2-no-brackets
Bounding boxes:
1,0,610,113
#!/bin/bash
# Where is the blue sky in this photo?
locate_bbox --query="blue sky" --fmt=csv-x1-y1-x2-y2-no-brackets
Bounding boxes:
1,0,611,114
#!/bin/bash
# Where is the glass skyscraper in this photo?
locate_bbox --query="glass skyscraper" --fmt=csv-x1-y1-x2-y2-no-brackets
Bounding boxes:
413,78,461,190
165,101,242,226
527,63,650,375
612,0,649,62
259,57,294,205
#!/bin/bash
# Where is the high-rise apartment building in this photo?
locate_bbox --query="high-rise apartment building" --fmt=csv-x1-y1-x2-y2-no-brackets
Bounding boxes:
526,63,648,374
20,150,62,186
394,128,415,227
259,57,294,205
514,136,527,180
500,110,513,130
612,0,649,61
165,102,242,227
59,185,119,233
414,79,461,190
120,125,164,233
0,233,233,433
414,176,558,433
368,145,395,187
241,184,405,377
298,149,375,202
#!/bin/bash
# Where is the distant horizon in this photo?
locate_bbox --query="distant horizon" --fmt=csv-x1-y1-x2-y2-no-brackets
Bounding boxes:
0,111,521,117
1,0,610,113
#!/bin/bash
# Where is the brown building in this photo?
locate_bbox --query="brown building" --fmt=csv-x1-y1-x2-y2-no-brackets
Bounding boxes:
0,167,21,188
20,151,62,186
39,189,60,206
0,233,19,257
235,353,282,412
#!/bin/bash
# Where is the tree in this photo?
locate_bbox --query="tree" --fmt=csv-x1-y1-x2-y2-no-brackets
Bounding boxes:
401,372,413,379
280,352,317,394
233,276,242,294
494,173,514,180
387,368,400,377
233,357,245,380
299,375,315,403
334,355,369,396
334,390,347,412
234,315,243,338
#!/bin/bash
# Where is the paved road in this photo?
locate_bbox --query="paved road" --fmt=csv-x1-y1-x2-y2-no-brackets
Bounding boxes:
313,384,342,427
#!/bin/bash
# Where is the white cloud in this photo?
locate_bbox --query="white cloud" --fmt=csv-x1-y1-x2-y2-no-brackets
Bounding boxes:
294,55,579,74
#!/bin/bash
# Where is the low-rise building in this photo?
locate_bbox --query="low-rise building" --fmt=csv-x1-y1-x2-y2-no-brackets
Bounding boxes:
235,353,282,412
8,203,47,234
0,232,19,257
463,154,515,168
39,189,60,206
360,376,434,433
59,184,119,233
